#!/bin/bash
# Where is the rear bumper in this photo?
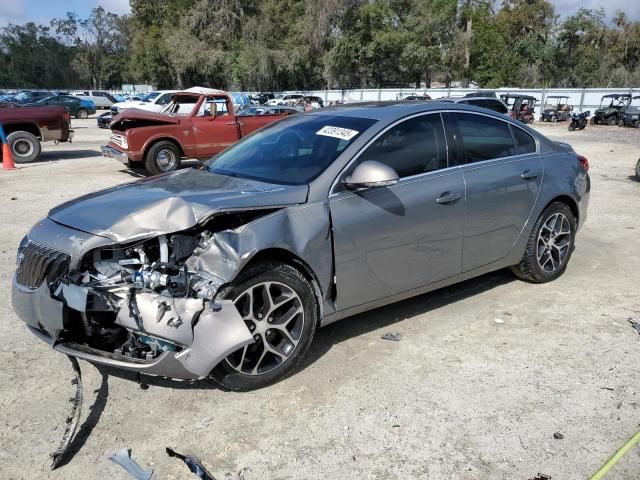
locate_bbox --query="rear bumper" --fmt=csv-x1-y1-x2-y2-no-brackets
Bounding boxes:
101,144,129,164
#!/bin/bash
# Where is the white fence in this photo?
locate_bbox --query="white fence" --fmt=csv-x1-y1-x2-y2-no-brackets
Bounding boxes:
292,87,640,111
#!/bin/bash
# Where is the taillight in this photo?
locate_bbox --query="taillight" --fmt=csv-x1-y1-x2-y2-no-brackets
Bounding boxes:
63,109,70,124
577,155,589,172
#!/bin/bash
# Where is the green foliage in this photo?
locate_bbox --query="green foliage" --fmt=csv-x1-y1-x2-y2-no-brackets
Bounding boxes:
1,0,640,89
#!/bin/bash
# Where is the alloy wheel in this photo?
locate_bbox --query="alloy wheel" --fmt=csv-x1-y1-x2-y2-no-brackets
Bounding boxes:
226,281,305,375
536,212,572,273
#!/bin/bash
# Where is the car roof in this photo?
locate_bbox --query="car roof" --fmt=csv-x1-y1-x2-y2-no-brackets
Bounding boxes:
500,94,537,100
546,95,569,99
602,94,631,98
310,100,513,122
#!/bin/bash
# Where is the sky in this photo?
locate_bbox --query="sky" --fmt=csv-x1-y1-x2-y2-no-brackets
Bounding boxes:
0,0,639,28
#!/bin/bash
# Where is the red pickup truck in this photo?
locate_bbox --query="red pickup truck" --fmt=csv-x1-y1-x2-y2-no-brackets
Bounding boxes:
0,105,73,163
101,87,296,175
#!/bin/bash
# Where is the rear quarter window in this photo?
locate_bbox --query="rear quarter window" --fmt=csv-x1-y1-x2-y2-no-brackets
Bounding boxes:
510,125,537,155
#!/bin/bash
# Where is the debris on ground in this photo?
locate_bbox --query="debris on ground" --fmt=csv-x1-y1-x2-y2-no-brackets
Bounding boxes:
553,432,564,439
50,355,83,470
494,318,505,324
529,474,551,480
627,318,640,335
108,448,154,480
166,447,216,479
601,387,615,391
381,332,402,342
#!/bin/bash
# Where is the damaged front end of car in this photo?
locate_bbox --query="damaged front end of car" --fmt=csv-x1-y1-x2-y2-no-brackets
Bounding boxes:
11,212,276,380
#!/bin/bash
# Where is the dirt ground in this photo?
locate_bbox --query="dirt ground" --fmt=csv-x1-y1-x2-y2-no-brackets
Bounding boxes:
0,118,639,480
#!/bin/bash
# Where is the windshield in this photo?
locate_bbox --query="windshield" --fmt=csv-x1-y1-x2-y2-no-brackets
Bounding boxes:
139,92,160,102
207,114,377,185
273,94,284,100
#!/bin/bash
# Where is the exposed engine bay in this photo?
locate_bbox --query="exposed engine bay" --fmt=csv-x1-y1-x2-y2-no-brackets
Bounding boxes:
46,212,271,378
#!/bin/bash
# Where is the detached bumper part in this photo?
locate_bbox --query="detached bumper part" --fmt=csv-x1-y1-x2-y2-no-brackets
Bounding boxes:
13,278,254,380
101,144,129,164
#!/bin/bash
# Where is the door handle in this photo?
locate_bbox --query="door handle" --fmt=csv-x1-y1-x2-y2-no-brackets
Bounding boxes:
436,192,461,205
520,170,540,180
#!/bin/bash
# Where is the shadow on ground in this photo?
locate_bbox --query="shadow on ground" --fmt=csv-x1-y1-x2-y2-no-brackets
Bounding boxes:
105,269,515,391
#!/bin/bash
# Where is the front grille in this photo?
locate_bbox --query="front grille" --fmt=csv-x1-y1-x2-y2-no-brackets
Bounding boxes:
16,241,70,289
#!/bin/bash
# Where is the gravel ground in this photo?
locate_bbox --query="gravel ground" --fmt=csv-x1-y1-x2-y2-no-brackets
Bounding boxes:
0,118,639,480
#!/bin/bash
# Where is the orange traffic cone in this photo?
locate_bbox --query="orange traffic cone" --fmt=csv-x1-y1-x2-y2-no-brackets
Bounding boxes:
2,141,15,170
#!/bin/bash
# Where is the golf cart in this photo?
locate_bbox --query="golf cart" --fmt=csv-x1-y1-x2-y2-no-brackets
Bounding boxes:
620,96,640,128
541,95,572,122
500,94,536,124
591,94,631,125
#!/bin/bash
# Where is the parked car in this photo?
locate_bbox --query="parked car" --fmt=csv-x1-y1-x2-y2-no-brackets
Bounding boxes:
541,96,572,122
267,94,304,106
237,105,301,116
464,91,497,98
619,96,640,128
439,96,509,114
70,90,117,109
34,95,97,119
12,102,590,391
591,94,631,125
0,104,72,163
2,91,52,104
500,94,537,124
301,96,324,108
403,95,431,101
110,90,179,115
97,111,113,128
102,87,296,175
253,93,275,104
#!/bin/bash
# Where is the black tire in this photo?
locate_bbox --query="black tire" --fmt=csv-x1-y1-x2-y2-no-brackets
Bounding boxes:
568,123,575,132
6,131,41,163
511,202,576,283
76,108,88,119
607,116,617,126
590,117,596,125
144,140,181,175
635,159,640,181
210,262,319,391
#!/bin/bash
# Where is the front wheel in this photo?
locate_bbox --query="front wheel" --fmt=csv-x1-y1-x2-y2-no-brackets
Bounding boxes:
635,158,640,181
511,202,576,283
211,262,319,391
568,123,576,132
76,108,88,119
6,131,41,163
607,116,617,126
144,140,181,175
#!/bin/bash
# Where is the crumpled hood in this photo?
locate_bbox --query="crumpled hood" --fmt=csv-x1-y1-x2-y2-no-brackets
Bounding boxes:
48,168,308,242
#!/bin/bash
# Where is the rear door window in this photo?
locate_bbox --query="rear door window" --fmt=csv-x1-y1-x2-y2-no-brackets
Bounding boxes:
455,113,515,162
510,125,537,155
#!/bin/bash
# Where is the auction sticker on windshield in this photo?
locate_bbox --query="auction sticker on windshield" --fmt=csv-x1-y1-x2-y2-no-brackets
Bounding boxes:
316,125,359,140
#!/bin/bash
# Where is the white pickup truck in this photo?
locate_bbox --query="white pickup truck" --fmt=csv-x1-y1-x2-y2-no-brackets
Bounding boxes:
110,90,179,115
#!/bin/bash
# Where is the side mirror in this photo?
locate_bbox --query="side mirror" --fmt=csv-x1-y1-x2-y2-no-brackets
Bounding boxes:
342,160,399,190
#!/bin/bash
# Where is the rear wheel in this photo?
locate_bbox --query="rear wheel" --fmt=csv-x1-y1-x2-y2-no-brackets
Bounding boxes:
76,108,88,119
511,202,576,283
211,262,319,391
635,159,640,180
144,140,181,175
607,116,617,126
6,131,41,163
